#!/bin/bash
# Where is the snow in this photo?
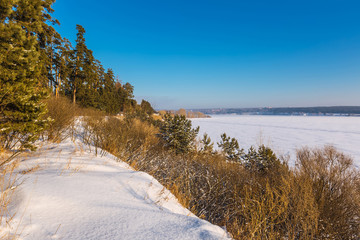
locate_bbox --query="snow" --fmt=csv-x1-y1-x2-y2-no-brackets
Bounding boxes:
192,115,360,167
6,139,230,240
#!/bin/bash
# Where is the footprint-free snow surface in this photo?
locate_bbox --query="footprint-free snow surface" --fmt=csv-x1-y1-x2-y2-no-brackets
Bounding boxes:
8,139,230,240
192,115,360,167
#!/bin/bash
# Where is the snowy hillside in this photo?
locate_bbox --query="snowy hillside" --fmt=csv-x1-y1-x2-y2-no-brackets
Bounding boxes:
6,139,230,240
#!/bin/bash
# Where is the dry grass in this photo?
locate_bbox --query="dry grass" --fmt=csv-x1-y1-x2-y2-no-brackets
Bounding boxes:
0,151,20,239
43,96,77,142
81,115,158,161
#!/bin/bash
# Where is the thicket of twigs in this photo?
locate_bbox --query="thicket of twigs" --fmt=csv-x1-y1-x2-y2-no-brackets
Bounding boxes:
42,96,78,142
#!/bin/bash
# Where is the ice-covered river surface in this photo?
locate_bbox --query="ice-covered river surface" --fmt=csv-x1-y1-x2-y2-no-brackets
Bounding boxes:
191,115,360,167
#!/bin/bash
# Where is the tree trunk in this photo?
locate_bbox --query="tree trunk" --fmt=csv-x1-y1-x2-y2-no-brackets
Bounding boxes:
73,88,76,104
55,72,61,98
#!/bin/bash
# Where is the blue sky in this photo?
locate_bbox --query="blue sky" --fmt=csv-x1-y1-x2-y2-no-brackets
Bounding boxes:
53,0,360,109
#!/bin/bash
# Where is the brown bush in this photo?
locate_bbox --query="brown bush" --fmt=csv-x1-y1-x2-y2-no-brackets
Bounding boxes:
296,146,360,239
81,116,159,161
43,96,77,142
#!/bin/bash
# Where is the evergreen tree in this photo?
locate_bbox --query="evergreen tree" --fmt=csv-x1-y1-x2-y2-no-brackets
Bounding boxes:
158,113,199,154
67,25,101,107
11,0,60,87
200,133,214,154
140,100,155,115
68,25,86,104
54,38,72,97
99,68,120,114
0,1,49,152
243,145,281,173
217,133,243,161
115,81,135,112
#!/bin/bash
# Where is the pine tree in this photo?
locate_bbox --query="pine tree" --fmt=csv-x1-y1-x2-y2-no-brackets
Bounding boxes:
243,145,281,173
217,133,243,161
0,1,49,152
200,133,214,154
140,100,155,115
115,82,135,112
68,25,86,104
54,38,72,97
67,25,100,107
100,68,122,114
158,113,199,154
11,0,59,87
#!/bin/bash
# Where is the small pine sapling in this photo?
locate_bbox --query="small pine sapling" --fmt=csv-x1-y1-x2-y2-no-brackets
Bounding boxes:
242,145,280,172
217,133,243,161
200,133,214,155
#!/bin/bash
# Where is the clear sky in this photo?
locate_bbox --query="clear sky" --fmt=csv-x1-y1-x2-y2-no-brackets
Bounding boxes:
52,0,360,109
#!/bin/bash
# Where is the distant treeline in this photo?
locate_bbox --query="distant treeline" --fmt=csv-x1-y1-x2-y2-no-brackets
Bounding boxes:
159,108,210,118
193,106,360,116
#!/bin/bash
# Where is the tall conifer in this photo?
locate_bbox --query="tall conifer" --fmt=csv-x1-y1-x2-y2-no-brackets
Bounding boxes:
0,0,50,151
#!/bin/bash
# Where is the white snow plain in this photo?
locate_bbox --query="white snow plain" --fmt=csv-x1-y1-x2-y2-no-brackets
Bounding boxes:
192,115,360,167
6,139,230,240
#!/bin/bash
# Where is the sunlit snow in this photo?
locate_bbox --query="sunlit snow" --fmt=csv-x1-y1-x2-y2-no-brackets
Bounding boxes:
7,139,230,240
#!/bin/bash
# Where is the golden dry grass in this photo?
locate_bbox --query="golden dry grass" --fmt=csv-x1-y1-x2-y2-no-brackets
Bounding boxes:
43,96,77,142
0,151,20,239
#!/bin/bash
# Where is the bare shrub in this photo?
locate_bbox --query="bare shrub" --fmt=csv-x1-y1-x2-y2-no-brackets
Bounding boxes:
296,146,360,239
81,115,159,161
43,96,77,142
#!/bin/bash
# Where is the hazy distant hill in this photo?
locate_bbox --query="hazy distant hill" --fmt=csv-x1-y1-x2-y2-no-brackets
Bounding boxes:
192,106,360,116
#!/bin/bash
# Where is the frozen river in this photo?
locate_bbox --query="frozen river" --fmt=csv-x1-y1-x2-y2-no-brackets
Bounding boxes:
191,115,360,167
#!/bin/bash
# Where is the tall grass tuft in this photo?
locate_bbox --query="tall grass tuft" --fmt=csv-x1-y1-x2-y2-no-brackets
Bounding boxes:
0,151,19,239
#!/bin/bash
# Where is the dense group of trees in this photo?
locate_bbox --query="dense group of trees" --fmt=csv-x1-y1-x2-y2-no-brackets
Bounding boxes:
0,0,153,152
52,24,138,113
1,0,147,113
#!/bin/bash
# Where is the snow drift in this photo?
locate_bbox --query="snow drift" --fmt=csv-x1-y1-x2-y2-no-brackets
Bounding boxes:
6,138,230,239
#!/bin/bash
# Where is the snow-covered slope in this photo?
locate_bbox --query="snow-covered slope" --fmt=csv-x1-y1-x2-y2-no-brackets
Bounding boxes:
8,139,230,240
